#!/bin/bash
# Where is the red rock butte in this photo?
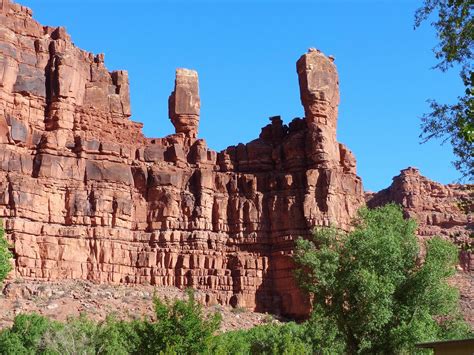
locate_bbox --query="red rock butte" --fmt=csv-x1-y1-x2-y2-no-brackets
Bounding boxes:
0,1,471,317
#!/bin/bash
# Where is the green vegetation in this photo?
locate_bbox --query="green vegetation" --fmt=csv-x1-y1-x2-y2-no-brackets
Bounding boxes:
415,0,473,179
0,220,12,284
209,322,311,355
139,290,221,354
0,290,221,355
0,206,470,354
0,294,312,355
0,313,140,355
294,204,471,354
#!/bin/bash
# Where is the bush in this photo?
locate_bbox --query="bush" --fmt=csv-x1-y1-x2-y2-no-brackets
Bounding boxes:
210,322,312,355
0,220,12,284
294,204,472,354
40,315,140,355
0,291,220,354
137,289,222,354
0,313,57,354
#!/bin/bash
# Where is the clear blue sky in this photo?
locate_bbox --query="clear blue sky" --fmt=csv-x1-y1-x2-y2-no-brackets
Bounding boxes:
20,0,464,191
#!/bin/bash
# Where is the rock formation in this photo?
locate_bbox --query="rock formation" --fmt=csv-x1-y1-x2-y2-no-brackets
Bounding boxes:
169,68,200,138
0,0,470,319
0,0,365,317
367,167,473,270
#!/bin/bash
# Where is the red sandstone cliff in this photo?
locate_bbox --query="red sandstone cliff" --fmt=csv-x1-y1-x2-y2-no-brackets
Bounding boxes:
0,1,365,317
1,0,471,318
367,167,473,271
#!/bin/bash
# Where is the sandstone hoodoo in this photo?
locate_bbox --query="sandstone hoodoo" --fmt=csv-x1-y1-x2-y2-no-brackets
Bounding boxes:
0,0,471,320
169,68,201,139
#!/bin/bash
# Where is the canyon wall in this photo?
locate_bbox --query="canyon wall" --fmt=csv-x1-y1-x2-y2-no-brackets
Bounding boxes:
0,1,365,316
367,168,473,271
0,0,470,317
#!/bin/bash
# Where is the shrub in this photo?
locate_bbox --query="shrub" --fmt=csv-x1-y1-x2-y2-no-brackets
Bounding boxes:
0,313,56,354
137,289,222,354
0,220,12,284
210,322,312,355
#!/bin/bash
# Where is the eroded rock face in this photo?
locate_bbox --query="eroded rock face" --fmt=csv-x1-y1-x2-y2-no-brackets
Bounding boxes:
367,167,473,270
169,68,200,138
0,1,365,317
2,0,469,318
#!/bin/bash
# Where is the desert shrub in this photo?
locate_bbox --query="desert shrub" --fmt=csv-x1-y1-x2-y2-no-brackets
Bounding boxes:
40,315,98,354
93,317,142,354
38,315,140,355
0,313,57,354
0,315,141,355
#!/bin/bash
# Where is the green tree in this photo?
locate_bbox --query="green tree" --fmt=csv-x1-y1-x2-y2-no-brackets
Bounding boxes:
138,289,222,354
294,204,471,354
0,313,56,354
0,220,12,284
415,0,473,179
210,322,312,355
0,314,139,355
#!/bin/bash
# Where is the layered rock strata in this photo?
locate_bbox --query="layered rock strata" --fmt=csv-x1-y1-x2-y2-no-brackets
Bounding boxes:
367,168,473,270
367,168,472,242
0,0,365,316
2,0,470,317
168,68,200,138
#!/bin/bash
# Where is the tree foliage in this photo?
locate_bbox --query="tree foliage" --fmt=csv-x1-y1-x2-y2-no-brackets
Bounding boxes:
0,314,138,355
0,220,12,284
0,303,315,355
0,207,471,354
210,322,312,355
138,289,222,354
294,204,471,354
0,290,221,355
415,0,473,179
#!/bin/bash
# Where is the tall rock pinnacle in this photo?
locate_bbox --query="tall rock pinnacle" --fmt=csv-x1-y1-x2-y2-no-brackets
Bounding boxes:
168,68,200,138
297,48,339,167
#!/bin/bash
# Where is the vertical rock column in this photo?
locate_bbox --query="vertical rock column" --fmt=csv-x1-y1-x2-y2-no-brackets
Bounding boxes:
45,27,86,132
168,69,200,138
297,48,340,168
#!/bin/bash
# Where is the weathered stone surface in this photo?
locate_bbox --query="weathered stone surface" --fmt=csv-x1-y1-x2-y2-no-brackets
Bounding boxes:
0,3,363,317
8,115,27,142
169,68,200,138
367,167,473,271
0,1,470,320
297,48,339,168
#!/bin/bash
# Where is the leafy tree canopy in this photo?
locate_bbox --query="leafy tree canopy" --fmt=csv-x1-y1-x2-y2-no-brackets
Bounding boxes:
294,204,472,354
415,0,473,179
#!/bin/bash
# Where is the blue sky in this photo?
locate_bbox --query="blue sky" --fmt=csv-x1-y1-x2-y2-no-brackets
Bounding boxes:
20,0,464,191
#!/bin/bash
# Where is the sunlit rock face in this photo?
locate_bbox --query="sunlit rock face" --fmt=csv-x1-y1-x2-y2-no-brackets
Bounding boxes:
367,168,473,252
169,68,200,139
7,0,471,317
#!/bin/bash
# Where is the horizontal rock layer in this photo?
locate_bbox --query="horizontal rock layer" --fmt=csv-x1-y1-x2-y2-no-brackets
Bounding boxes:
367,167,473,271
